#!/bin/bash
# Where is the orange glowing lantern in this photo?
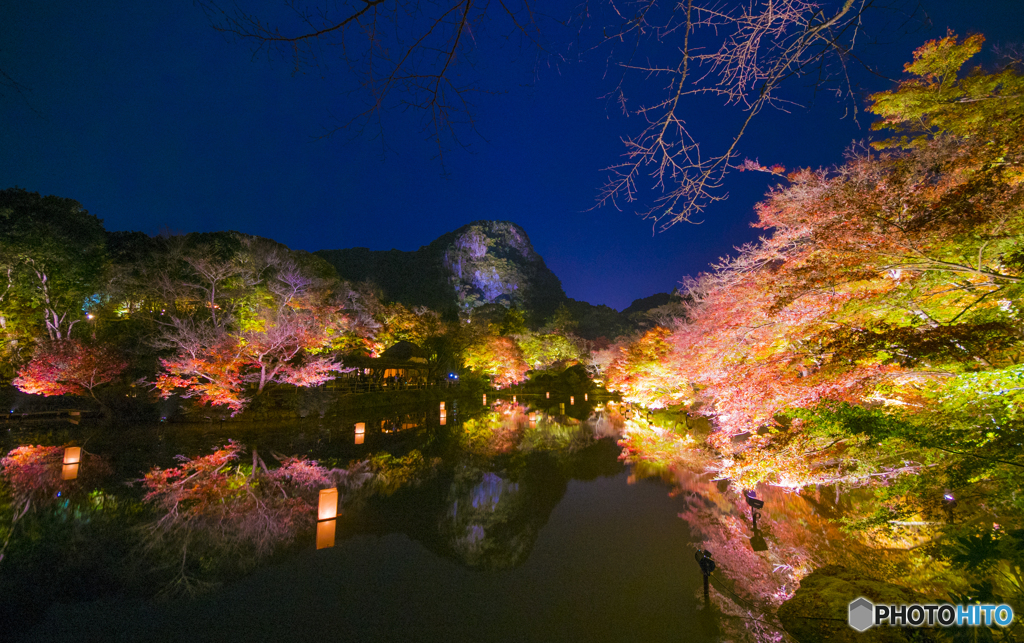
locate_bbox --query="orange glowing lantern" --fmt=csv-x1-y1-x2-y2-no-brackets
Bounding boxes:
318,488,339,521
570,396,575,405
439,410,447,426
62,446,81,480
585,393,588,402
512,395,517,404
546,392,550,399
440,401,446,411
482,394,487,404
354,422,365,445
529,412,537,428
316,519,336,550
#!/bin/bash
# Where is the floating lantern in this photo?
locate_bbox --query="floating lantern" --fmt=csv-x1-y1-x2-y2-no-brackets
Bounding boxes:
439,410,447,426
585,393,588,402
482,394,487,404
316,519,336,550
62,446,81,480
354,422,365,445
570,396,575,405
318,488,339,521
546,392,550,399
512,395,517,404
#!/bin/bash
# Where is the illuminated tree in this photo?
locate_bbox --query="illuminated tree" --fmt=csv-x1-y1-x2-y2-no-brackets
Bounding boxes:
463,335,529,387
13,339,127,402
605,328,691,408
0,188,106,341
516,332,583,371
154,323,248,413
154,250,349,413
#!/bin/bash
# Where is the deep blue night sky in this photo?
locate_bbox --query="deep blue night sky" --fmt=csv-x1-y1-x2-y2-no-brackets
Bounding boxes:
2,1,1023,310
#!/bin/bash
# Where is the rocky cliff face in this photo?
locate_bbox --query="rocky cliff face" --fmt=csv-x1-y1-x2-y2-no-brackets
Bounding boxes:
316,221,567,323
436,221,566,320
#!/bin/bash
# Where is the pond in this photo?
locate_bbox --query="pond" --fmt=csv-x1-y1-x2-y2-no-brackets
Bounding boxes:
3,396,732,642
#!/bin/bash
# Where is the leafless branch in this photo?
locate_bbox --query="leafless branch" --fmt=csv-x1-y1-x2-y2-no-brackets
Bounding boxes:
594,0,882,228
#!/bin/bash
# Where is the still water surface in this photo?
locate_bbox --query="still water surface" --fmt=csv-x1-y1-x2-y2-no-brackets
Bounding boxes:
4,398,720,642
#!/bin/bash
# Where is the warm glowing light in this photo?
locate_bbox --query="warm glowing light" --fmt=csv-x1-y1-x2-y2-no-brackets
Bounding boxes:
63,446,81,464
482,394,487,404
584,393,588,401
546,392,550,399
512,395,517,403
354,422,365,445
318,488,339,521
316,519,336,550
570,396,574,405
62,463,79,480
440,401,445,411
439,410,447,426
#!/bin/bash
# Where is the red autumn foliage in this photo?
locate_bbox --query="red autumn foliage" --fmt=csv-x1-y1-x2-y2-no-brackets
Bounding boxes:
140,441,369,561
0,445,65,504
154,330,248,413
13,339,128,399
463,336,529,387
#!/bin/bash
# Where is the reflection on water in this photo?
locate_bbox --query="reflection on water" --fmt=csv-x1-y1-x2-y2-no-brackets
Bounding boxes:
0,396,655,639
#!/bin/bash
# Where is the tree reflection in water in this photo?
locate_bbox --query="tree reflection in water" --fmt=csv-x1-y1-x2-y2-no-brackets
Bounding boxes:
0,400,629,633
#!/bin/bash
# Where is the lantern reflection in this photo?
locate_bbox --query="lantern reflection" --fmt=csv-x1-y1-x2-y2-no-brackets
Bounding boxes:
354,422,365,445
529,412,537,428
316,519,336,550
62,446,81,480
440,401,446,411
482,394,487,404
439,410,447,426
512,395,517,404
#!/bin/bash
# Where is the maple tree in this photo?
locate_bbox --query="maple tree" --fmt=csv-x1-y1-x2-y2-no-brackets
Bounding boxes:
463,335,529,387
153,250,350,413
605,328,692,409
605,36,1024,621
13,339,127,402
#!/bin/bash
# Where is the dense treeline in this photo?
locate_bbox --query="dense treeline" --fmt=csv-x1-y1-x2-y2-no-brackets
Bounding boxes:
605,34,1024,619
0,199,605,416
